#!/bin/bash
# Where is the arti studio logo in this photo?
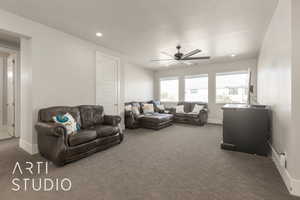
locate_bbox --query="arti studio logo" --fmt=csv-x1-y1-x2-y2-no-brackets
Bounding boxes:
11,161,72,192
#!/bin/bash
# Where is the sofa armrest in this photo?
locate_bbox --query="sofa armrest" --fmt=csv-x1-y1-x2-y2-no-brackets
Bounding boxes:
124,110,139,129
35,122,68,166
125,110,140,120
198,109,208,125
125,110,134,117
201,108,209,112
198,108,208,117
103,115,122,126
35,122,67,137
199,108,208,114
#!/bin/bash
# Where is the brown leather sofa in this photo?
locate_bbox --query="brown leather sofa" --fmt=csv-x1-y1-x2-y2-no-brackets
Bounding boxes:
35,105,123,166
168,102,208,126
125,101,173,130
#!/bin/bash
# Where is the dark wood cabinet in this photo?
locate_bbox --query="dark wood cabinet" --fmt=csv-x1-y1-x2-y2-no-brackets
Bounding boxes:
221,104,271,156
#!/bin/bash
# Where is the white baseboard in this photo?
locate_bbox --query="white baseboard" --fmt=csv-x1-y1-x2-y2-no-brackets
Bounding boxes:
19,139,39,155
208,118,222,125
270,144,300,197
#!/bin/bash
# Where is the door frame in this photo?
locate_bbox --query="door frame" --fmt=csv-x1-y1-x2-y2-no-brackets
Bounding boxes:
95,51,121,115
0,46,20,138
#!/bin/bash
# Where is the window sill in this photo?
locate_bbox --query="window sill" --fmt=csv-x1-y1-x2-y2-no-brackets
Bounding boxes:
215,103,247,105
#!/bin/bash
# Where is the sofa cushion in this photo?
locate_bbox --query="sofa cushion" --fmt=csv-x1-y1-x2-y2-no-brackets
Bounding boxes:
38,106,81,127
176,105,185,113
190,102,207,111
175,113,188,118
131,102,142,112
132,106,140,115
157,105,165,111
125,104,132,111
68,130,97,147
140,113,173,123
178,102,191,113
175,112,199,119
95,125,119,138
53,113,79,135
142,103,154,114
149,100,161,112
192,104,204,113
79,105,104,129
150,100,161,106
186,112,200,118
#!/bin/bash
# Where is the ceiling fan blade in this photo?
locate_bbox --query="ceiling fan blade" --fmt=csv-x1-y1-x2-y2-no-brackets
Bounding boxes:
150,58,175,62
182,49,202,58
160,51,174,58
181,56,210,60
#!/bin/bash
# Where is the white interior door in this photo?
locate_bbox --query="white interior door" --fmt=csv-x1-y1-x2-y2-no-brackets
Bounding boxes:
6,54,15,137
96,52,120,115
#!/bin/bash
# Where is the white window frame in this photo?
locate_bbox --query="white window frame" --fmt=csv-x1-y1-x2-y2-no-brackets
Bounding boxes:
159,77,179,102
184,74,209,103
215,71,249,104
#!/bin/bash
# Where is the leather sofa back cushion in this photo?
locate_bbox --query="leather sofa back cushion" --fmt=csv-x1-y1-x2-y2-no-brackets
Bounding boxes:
79,105,104,129
38,106,81,126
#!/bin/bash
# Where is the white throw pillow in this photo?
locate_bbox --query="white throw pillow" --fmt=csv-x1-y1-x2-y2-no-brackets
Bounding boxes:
176,105,185,113
132,106,140,115
157,104,165,111
192,104,204,113
53,113,79,135
143,104,154,113
125,105,132,111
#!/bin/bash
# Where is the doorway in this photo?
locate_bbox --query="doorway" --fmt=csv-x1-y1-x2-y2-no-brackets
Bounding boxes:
0,52,17,140
95,51,121,115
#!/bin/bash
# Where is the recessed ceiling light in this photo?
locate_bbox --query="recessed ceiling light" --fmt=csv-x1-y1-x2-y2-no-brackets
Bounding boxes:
231,54,236,57
96,32,103,37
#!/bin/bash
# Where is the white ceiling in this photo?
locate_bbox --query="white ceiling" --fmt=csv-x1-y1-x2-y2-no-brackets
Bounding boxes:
0,0,278,69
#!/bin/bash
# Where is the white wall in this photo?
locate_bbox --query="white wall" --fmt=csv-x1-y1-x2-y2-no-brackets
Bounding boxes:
291,0,300,181
124,63,154,102
0,9,143,153
154,59,257,124
257,0,292,158
0,56,3,125
257,0,300,195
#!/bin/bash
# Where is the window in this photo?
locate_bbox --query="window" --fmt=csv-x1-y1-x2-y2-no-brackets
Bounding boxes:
228,88,238,95
160,78,179,102
185,75,208,102
216,71,249,104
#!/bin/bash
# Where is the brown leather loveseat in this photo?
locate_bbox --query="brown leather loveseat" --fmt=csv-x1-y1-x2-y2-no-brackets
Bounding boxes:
35,105,123,166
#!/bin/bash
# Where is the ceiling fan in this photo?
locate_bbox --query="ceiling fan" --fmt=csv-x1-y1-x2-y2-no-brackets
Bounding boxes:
151,45,210,63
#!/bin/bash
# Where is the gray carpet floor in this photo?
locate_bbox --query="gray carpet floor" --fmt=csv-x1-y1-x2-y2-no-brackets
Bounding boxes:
0,124,299,200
